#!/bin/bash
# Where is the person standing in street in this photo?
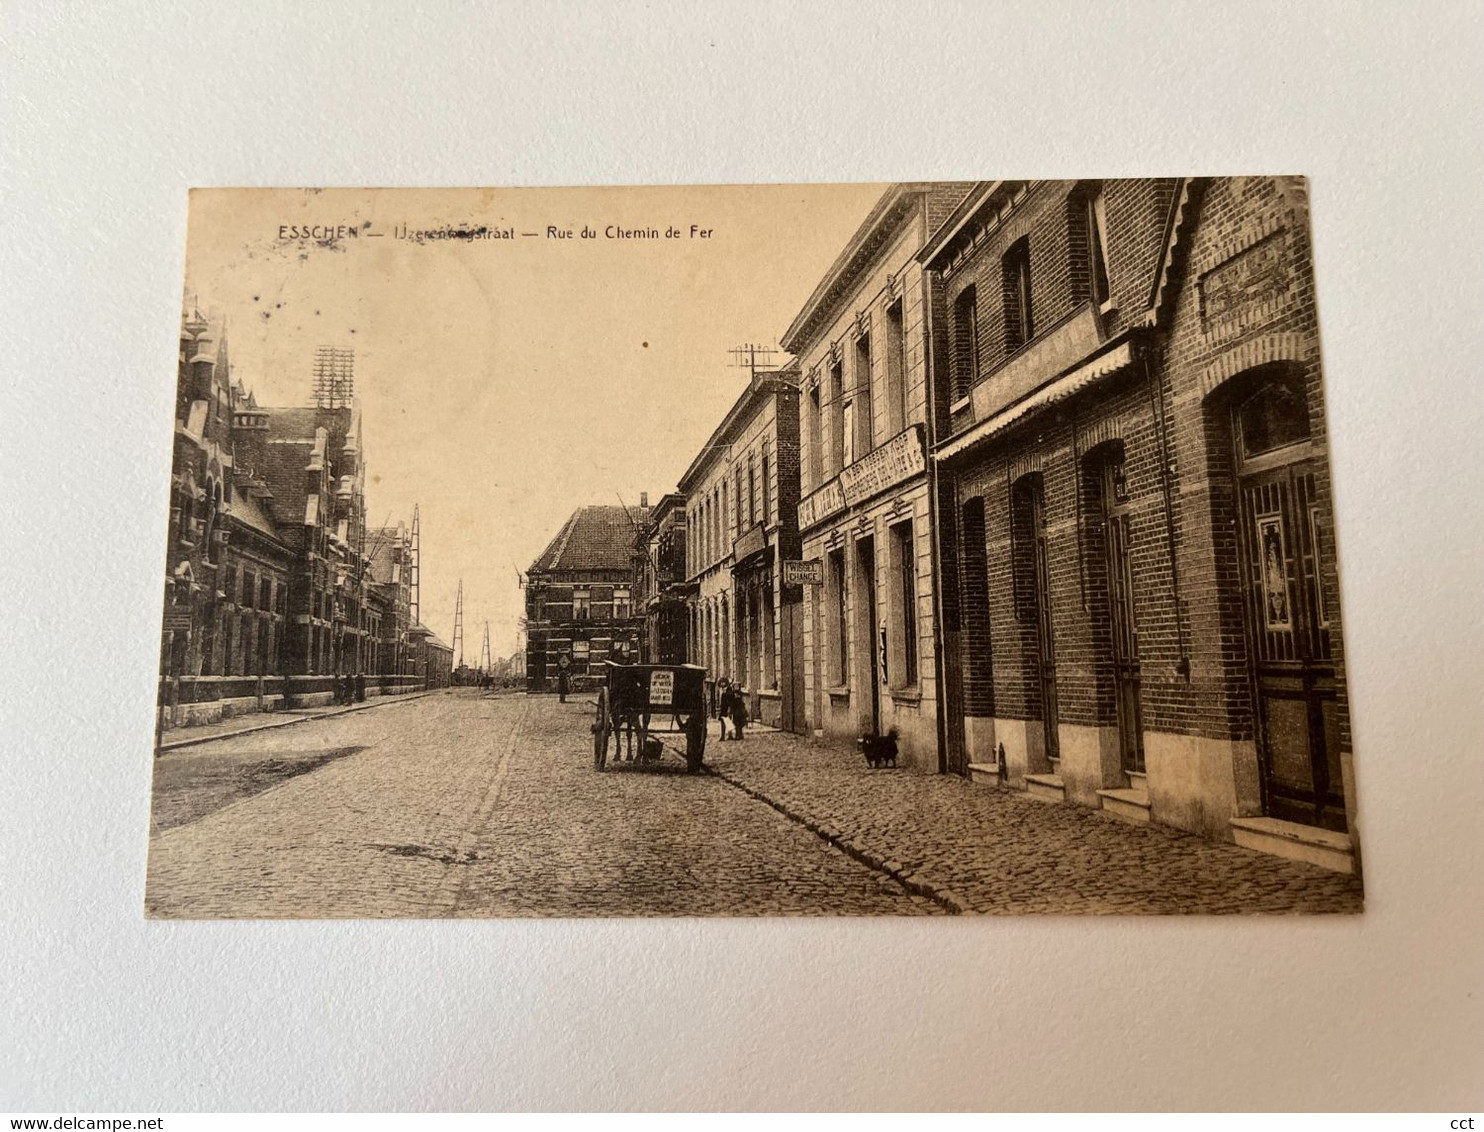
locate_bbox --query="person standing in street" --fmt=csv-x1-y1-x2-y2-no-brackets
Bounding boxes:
556,656,570,703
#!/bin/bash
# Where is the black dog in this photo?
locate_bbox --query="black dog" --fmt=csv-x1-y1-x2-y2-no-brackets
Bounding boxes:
858,729,899,769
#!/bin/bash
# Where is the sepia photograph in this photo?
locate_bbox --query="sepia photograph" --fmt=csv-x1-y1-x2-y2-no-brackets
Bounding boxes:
147,179,1364,918
11,0,1484,1115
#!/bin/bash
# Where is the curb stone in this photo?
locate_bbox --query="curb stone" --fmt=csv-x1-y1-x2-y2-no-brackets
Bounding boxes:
157,691,438,753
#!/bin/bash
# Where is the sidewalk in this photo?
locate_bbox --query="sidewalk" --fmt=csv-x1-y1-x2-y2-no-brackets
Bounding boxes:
698,726,1364,915
156,689,443,752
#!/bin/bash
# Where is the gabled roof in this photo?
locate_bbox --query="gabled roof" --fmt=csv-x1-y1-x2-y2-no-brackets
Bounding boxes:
409,623,451,650
530,505,649,574
227,481,282,542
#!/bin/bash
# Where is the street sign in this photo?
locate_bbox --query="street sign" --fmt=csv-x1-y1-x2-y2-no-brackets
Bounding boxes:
783,559,824,586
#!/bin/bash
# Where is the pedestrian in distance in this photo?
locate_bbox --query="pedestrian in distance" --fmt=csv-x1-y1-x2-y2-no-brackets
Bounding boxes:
728,684,747,742
716,677,731,740
556,664,569,704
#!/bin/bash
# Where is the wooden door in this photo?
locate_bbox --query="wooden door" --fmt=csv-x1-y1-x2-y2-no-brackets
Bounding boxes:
1028,483,1059,762
857,536,881,735
1103,460,1145,774
1237,465,1344,830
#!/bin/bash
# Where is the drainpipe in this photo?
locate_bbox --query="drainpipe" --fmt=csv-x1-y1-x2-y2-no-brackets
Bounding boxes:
921,261,952,776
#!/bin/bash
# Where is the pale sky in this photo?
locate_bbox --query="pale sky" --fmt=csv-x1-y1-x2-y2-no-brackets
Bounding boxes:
184,185,886,661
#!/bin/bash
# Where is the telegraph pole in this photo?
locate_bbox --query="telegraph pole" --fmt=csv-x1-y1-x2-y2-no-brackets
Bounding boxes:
451,579,464,668
409,504,421,629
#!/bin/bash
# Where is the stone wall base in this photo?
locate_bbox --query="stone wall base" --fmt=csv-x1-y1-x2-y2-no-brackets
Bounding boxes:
1144,731,1261,841
994,716,1048,788
1057,723,1122,806
963,715,996,765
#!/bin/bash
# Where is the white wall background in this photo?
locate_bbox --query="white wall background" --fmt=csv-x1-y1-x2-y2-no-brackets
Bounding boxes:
3,0,1482,1112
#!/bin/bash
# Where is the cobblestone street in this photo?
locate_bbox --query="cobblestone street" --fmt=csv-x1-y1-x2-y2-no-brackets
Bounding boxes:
702,729,1364,914
145,690,936,917
146,690,1362,917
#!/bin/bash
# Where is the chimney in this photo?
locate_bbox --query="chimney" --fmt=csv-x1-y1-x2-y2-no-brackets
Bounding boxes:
639,492,649,508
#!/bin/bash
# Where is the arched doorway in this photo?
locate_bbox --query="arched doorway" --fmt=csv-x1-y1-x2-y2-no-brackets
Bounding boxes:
1227,366,1344,831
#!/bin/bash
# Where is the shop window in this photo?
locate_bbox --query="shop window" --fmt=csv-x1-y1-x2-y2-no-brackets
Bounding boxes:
828,546,848,685
889,520,919,688
762,583,777,689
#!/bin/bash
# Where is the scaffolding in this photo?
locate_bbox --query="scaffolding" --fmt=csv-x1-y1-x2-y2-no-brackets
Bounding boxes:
312,346,355,409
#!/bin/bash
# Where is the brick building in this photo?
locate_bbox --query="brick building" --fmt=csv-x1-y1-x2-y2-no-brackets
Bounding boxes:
636,492,689,665
159,305,433,729
678,363,805,732
921,177,1357,870
524,503,649,693
781,183,971,769
160,307,295,724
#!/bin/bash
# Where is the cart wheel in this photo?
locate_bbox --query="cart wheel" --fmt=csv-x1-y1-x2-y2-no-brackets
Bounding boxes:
593,689,610,771
684,711,706,774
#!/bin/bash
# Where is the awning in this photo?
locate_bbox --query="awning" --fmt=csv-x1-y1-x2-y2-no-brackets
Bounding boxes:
934,341,1135,463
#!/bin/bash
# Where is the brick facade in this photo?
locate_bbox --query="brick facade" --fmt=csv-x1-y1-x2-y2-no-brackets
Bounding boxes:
922,177,1356,851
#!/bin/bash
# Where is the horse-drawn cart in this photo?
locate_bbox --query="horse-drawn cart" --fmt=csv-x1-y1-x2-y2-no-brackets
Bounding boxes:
592,661,708,773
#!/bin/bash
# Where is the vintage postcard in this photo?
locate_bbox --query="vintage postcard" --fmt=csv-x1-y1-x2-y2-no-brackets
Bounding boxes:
147,181,1363,917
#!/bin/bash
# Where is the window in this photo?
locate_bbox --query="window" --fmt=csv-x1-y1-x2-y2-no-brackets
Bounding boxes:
807,383,823,489
828,546,848,684
613,588,632,619
762,583,777,688
592,587,614,620
890,521,919,688
760,443,772,525
854,332,873,457
571,639,590,673
1003,238,1033,351
1086,187,1111,308
572,588,591,619
1238,372,1311,462
841,398,856,468
736,466,745,534
885,299,907,432
953,286,979,400
829,358,845,476
748,456,757,526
